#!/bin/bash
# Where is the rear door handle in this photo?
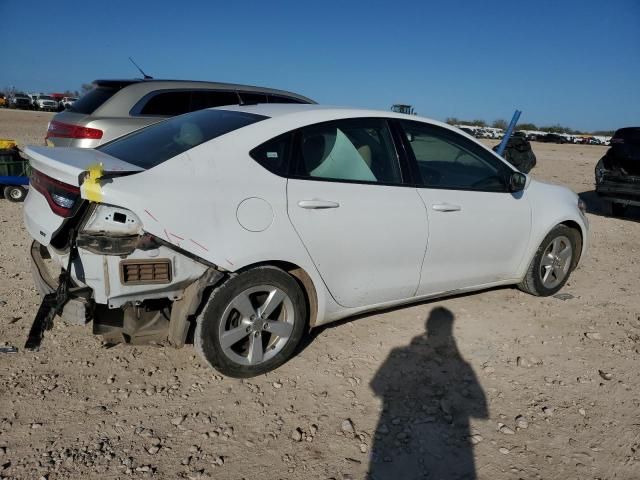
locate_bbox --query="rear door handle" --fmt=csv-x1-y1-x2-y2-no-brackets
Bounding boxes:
297,200,340,209
432,203,461,212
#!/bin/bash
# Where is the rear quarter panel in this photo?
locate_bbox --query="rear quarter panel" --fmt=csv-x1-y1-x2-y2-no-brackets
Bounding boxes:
95,131,332,324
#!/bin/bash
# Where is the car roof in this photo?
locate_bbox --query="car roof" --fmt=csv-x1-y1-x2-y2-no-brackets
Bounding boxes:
216,103,454,130
92,79,315,116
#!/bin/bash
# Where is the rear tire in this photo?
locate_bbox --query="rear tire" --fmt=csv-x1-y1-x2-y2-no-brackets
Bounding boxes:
518,225,580,296
4,185,26,202
195,266,307,378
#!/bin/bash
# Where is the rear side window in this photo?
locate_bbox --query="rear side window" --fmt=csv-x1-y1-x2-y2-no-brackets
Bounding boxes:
70,87,119,114
191,91,240,111
250,133,292,176
294,118,402,184
268,95,306,104
99,109,267,169
138,90,242,116
140,91,191,115
240,92,268,104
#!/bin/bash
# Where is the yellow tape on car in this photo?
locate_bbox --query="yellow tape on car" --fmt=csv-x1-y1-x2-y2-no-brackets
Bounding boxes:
81,163,104,202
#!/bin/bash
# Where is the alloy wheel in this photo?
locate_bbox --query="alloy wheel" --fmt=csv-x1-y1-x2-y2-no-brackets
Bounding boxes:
539,235,573,289
218,285,295,366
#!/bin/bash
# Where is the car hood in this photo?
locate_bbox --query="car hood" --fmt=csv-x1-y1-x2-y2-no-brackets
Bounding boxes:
526,177,579,205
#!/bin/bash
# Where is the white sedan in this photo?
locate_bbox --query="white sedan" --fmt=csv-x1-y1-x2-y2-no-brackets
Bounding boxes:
23,104,589,377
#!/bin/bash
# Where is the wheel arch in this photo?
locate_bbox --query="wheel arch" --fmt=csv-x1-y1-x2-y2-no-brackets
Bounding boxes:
235,260,319,329
518,216,587,281
559,219,584,268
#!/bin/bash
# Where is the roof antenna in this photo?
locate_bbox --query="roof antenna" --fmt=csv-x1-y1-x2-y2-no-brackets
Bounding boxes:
128,57,153,79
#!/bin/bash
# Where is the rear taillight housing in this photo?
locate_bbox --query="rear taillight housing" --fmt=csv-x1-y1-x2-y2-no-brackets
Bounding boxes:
45,121,103,140
30,170,81,217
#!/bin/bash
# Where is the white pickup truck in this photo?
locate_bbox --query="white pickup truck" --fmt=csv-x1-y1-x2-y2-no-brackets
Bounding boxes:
34,95,59,112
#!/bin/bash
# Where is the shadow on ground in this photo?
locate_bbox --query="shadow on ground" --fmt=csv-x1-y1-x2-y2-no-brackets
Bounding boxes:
366,307,487,480
579,190,640,222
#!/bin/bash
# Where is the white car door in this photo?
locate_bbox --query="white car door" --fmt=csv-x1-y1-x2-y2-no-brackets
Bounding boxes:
398,120,531,295
286,118,428,308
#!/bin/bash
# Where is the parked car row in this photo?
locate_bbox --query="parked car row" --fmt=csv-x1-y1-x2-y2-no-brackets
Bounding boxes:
456,125,504,139
3,92,77,111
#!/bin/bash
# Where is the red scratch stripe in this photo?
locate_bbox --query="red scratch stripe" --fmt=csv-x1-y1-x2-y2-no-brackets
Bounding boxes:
169,232,184,241
164,229,171,241
144,209,158,222
190,239,209,252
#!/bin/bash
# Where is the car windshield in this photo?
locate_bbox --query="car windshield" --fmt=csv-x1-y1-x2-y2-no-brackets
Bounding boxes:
39,96,53,100
98,109,267,169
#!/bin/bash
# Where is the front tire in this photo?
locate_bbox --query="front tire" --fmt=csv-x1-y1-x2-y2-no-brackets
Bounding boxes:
4,185,26,202
195,266,307,378
518,225,580,296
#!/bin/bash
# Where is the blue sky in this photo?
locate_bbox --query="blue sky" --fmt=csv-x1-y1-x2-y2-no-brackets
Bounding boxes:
1,0,638,131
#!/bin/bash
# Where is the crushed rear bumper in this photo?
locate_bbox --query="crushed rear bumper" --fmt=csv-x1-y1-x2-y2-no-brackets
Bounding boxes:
30,241,92,325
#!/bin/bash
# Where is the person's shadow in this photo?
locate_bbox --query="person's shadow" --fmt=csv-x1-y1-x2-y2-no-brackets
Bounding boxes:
368,307,487,480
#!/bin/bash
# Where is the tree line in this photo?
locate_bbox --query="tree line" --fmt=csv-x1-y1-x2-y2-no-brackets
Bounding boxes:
445,117,614,136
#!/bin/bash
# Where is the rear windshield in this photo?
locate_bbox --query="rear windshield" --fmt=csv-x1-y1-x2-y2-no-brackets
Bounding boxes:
98,109,267,169
69,87,120,114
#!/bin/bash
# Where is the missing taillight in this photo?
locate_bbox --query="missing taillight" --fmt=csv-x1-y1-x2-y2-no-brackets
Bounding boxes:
30,170,81,217
45,121,103,140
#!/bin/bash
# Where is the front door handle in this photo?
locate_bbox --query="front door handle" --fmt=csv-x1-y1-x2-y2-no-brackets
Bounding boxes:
432,203,461,212
297,200,340,209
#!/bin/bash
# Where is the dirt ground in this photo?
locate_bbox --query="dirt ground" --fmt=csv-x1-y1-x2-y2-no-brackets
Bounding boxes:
1,108,639,480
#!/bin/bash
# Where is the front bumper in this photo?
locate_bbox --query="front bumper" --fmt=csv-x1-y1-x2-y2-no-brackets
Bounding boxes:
596,179,640,206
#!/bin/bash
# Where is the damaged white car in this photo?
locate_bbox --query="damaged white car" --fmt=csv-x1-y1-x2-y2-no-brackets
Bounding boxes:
23,105,589,377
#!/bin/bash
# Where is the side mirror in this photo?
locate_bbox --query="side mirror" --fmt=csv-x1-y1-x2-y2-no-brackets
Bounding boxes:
509,172,527,192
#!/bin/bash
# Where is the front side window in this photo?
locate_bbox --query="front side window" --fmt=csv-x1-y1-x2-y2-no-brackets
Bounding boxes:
400,121,511,192
99,109,267,169
294,118,402,184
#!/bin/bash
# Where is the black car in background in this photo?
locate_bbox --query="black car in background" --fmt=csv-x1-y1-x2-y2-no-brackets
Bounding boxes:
8,93,32,109
538,133,568,144
595,127,640,216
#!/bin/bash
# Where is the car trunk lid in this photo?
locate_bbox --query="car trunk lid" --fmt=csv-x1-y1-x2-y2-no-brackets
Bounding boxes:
23,146,144,246
25,146,144,187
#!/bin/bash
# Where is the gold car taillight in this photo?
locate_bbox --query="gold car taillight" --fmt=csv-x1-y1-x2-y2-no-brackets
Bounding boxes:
120,259,171,285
